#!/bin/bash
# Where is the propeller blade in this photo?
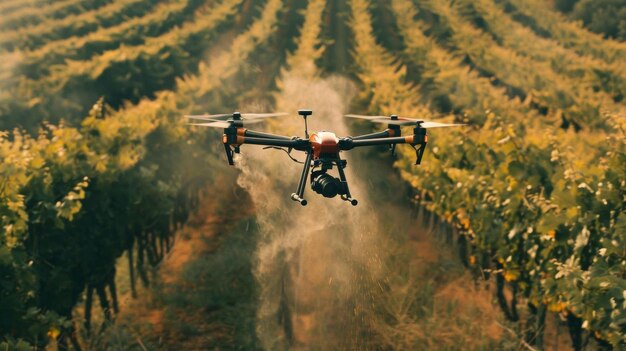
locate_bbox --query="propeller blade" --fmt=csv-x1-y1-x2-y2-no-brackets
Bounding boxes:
242,112,289,119
420,121,466,128
371,118,419,126
346,113,466,128
186,117,226,123
344,114,388,120
345,114,423,123
188,121,232,129
185,114,231,120
370,118,466,128
187,112,288,120
186,117,268,125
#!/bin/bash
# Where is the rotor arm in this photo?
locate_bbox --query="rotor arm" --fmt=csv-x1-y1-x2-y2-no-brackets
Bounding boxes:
339,133,428,165
240,129,293,140
237,136,307,149
351,128,400,140
224,133,309,151
339,135,424,149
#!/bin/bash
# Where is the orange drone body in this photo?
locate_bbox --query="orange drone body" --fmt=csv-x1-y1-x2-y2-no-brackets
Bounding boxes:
309,131,339,159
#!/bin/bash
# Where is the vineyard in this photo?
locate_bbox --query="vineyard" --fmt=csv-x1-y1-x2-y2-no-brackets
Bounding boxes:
0,0,624,350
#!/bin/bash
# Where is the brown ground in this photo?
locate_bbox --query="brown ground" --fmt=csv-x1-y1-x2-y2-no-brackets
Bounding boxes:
104,157,577,351
108,173,254,350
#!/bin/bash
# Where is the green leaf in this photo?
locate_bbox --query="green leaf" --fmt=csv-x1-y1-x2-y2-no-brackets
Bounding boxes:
508,160,525,179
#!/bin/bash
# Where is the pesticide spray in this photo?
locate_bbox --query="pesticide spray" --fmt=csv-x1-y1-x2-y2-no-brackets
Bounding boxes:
235,75,438,350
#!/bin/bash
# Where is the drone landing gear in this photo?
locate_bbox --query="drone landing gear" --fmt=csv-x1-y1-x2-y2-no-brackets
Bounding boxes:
291,151,313,206
336,160,358,206
224,144,234,165
290,153,358,206
411,142,427,165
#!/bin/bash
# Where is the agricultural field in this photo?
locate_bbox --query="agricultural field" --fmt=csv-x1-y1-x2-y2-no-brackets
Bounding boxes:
0,0,624,350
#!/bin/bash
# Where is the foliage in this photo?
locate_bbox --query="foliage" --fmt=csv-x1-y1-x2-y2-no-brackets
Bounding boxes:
554,0,579,13
0,0,243,130
506,0,626,63
0,0,111,31
0,0,160,51
414,0,625,131
1,0,624,348
0,0,284,347
571,0,626,40
459,0,626,102
350,0,626,348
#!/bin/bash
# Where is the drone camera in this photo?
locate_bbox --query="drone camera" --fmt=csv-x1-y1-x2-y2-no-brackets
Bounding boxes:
311,171,347,198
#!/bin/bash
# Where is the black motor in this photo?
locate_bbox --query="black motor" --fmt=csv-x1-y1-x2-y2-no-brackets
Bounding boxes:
311,171,346,198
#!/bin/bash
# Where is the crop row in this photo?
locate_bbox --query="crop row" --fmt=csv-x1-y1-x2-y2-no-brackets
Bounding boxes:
0,0,111,31
0,0,284,348
0,0,244,130
503,0,626,64
3,0,202,80
0,0,160,51
459,0,626,103
350,0,626,348
0,0,47,16
280,0,326,80
415,0,624,131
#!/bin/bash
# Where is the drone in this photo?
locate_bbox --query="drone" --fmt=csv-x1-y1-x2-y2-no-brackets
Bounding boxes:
186,109,464,206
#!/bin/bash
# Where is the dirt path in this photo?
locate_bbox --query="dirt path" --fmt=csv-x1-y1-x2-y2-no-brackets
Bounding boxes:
348,140,508,350
234,75,512,350
104,173,260,350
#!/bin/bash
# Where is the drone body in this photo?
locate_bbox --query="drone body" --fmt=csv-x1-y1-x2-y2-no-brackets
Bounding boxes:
187,109,464,206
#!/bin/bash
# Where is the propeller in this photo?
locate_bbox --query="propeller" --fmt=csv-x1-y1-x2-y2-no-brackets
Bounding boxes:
187,118,268,128
186,112,289,166
344,114,388,120
345,114,465,128
186,111,288,121
371,119,465,128
187,121,232,128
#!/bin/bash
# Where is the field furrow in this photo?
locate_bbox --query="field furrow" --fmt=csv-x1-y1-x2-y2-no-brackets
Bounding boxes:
280,0,325,80
0,0,112,31
0,0,48,15
416,0,624,131
459,0,626,102
0,0,161,51
0,0,284,348
350,1,514,348
359,1,625,348
0,0,244,129
4,0,204,80
502,0,626,64
386,2,519,120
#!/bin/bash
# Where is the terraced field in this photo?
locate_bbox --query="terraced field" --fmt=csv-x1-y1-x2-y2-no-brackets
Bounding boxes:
0,0,624,350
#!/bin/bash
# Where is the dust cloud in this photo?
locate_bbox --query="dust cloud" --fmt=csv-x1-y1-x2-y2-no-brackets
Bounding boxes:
235,76,424,350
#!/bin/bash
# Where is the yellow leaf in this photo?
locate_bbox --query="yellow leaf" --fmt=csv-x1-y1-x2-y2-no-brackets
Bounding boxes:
504,270,519,282
48,327,60,340
547,301,567,312
460,217,470,230
566,207,579,219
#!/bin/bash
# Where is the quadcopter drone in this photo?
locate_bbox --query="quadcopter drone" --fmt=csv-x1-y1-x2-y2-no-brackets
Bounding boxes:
187,109,464,206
